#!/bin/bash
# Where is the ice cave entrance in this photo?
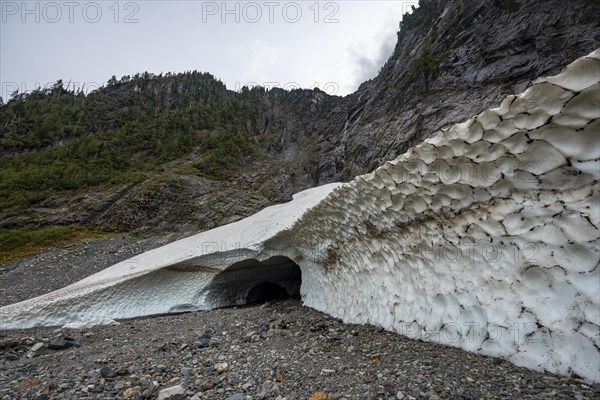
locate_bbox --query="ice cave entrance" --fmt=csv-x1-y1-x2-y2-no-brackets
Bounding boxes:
203,256,302,308
246,281,290,304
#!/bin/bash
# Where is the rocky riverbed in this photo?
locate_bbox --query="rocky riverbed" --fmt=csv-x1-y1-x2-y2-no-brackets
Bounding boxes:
1,238,599,400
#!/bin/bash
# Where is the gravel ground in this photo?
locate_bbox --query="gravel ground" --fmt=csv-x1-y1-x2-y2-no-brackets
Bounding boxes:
1,300,599,400
1,240,599,400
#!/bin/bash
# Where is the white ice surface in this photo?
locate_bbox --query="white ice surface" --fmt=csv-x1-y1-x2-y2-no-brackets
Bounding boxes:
1,50,599,382
0,183,341,327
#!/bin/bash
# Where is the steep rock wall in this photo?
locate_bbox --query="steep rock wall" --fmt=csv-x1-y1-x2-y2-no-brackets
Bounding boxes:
330,0,600,182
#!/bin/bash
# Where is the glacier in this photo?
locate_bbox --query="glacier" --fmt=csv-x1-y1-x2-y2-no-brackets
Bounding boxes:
1,49,599,381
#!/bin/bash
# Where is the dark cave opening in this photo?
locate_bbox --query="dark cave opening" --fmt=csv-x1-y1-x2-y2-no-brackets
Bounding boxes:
201,256,302,308
246,281,290,304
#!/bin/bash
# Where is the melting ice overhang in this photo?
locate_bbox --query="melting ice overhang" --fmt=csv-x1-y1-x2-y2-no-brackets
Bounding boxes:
1,49,600,382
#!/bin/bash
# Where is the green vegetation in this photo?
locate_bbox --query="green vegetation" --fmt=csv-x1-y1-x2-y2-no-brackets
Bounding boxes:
376,0,444,84
400,0,442,32
0,72,280,213
188,131,257,180
414,49,443,78
0,226,108,265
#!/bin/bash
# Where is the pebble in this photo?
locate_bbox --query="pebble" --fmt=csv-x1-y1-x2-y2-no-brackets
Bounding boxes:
26,342,48,358
157,385,186,400
214,362,229,373
48,336,78,350
100,366,116,378
122,387,141,398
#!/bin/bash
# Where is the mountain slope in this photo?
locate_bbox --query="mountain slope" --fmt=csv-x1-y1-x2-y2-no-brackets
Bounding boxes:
0,0,598,236
0,76,348,232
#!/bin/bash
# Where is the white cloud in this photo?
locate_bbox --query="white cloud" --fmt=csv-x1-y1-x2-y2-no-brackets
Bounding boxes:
348,17,400,88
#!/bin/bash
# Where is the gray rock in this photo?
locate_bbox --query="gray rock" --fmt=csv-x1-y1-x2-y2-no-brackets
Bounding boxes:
226,394,246,400
157,385,186,400
48,336,78,350
202,379,215,390
257,380,280,399
27,342,47,358
213,362,229,373
100,367,116,379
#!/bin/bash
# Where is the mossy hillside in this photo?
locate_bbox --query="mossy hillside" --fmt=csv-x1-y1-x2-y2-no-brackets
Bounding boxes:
0,74,314,222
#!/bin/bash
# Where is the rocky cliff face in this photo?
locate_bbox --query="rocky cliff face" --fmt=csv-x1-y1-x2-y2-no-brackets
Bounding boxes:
90,88,351,232
316,0,600,182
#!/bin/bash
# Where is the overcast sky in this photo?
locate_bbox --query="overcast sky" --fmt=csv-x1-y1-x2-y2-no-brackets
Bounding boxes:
1,1,418,100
